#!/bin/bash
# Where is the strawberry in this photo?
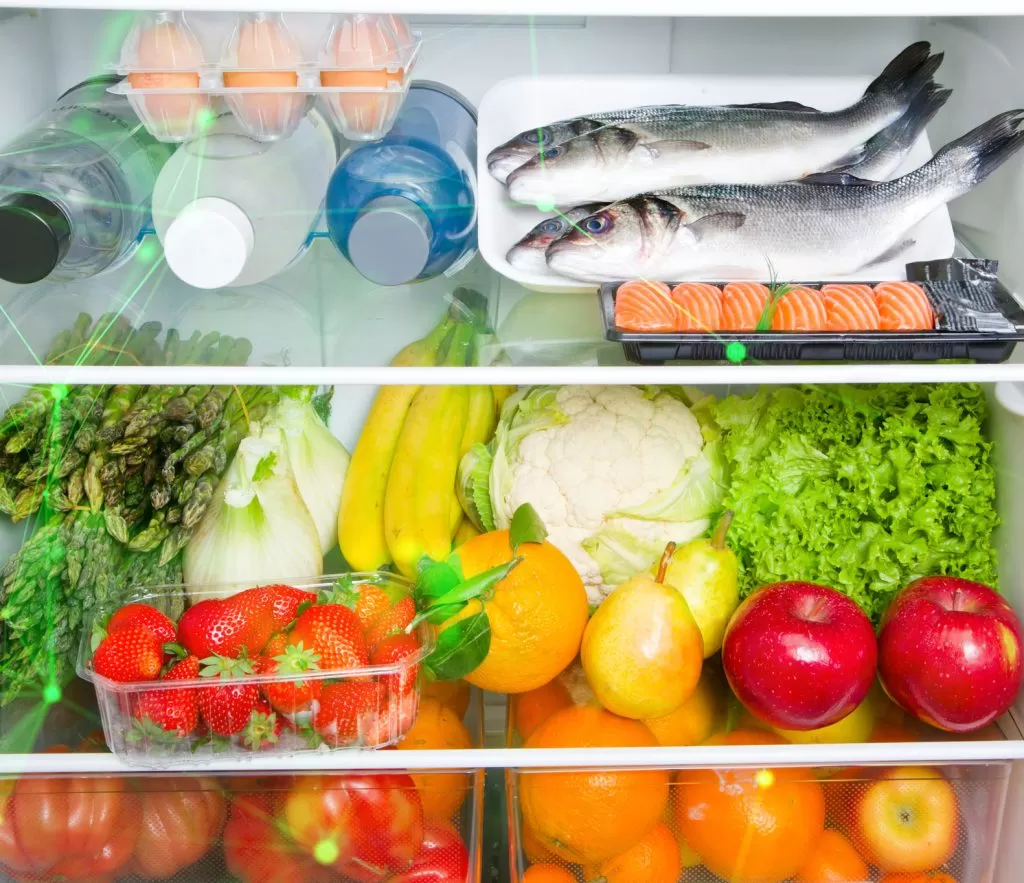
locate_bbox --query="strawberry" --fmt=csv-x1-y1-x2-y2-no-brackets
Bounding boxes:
106,603,176,643
370,633,422,696
242,698,283,751
363,597,417,653
177,592,274,660
254,645,322,714
246,584,317,631
335,582,391,632
288,604,368,672
93,624,164,683
312,680,382,747
197,655,260,737
264,632,288,657
129,654,200,742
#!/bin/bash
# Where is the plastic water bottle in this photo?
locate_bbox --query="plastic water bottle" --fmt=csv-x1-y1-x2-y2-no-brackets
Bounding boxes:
326,81,477,286
0,77,174,285
152,109,338,289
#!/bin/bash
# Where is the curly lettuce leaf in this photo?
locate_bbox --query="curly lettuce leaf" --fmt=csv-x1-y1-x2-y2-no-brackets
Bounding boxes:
713,384,999,622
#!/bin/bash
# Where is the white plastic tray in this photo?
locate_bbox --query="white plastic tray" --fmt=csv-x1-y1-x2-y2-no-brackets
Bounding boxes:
477,74,955,291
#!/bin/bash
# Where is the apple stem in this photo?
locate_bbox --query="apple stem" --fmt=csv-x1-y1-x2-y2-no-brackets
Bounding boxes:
712,510,734,551
656,543,676,583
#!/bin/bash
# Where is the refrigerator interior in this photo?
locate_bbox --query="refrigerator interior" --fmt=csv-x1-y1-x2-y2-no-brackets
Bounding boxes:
2,8,1024,883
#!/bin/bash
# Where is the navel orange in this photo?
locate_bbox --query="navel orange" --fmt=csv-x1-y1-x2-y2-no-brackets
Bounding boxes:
795,829,870,882
879,872,957,883
675,731,825,883
643,668,721,746
522,864,576,883
512,676,573,742
520,705,669,864
582,821,681,883
395,698,472,820
445,530,588,694
422,678,471,719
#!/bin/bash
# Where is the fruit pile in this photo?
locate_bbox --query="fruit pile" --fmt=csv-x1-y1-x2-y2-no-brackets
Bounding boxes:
86,575,427,759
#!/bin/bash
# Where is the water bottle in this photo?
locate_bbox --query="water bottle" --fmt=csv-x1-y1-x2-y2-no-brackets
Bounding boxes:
0,77,174,285
326,81,477,286
152,109,338,289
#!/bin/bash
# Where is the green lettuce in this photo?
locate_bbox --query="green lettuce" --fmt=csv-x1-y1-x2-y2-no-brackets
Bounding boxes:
712,383,1000,622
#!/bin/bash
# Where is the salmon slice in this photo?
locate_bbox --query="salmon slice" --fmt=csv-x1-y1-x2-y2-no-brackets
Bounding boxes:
671,283,723,332
614,280,680,332
821,284,881,331
771,286,827,331
721,282,770,331
874,281,935,331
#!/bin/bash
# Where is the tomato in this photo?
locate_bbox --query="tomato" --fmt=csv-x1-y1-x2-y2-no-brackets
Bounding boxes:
0,757,140,881
283,773,425,882
224,792,337,883
126,776,227,879
389,821,470,883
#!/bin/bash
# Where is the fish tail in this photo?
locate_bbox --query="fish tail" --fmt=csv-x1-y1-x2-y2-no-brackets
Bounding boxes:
859,42,944,116
929,109,1024,197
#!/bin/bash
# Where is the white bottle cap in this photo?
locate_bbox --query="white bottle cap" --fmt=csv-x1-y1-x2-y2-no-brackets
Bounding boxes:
163,197,255,290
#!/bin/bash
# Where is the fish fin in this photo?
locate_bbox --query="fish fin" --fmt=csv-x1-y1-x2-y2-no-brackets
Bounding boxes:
642,140,711,159
726,100,820,113
799,171,877,186
928,109,1024,192
864,43,944,105
864,238,916,267
687,212,746,241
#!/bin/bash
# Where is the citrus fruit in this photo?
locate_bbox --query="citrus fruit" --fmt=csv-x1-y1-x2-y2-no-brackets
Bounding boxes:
582,821,681,883
395,698,472,820
512,676,573,742
675,731,825,882
445,530,588,694
643,668,721,746
521,819,558,865
795,829,870,882
520,705,670,864
523,865,576,883
879,872,957,883
422,678,471,719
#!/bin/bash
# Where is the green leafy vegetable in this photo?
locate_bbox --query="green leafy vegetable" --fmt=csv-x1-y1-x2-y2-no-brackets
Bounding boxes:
712,384,1000,623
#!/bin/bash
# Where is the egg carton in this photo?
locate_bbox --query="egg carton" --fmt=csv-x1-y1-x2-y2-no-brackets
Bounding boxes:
109,11,422,143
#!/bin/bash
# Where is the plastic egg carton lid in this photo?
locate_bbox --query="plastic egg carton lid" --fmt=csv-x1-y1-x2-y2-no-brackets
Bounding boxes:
107,68,418,95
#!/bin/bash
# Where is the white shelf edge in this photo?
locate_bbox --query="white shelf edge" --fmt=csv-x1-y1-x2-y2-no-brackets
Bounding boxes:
0,738,1021,775
0,362,1022,386
5,1,1022,13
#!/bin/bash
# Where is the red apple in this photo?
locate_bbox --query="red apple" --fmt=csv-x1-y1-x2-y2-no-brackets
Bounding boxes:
878,576,1023,733
722,582,877,730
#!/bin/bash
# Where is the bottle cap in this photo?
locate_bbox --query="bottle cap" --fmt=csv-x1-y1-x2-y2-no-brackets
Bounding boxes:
0,193,72,284
163,197,255,289
348,196,432,286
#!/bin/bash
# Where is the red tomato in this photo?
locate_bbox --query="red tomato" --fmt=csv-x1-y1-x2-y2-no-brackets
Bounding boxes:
389,821,470,883
0,758,140,881
126,776,227,879
283,773,425,882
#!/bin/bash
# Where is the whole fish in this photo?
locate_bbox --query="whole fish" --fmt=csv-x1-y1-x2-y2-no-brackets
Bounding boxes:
500,43,943,206
545,111,1024,283
507,84,950,274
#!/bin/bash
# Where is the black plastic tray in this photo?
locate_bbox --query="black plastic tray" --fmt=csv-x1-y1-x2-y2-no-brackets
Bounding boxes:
599,272,1024,364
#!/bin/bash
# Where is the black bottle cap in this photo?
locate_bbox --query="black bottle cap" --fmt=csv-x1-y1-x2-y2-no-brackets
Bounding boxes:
0,193,72,284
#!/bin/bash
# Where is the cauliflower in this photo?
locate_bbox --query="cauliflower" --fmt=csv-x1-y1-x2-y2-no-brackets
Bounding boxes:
459,386,725,605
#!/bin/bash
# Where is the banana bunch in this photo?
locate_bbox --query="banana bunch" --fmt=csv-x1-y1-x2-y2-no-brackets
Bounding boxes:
339,294,509,577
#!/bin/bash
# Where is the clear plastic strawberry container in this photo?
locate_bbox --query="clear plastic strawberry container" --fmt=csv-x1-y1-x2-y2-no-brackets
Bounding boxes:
76,573,434,768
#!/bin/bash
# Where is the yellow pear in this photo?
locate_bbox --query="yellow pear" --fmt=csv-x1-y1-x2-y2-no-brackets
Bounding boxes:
582,544,704,719
772,696,875,744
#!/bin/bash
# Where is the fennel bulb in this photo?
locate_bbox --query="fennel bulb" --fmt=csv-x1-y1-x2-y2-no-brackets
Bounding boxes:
184,425,323,595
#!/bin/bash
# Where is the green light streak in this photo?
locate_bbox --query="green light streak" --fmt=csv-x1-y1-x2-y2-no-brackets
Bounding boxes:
0,303,41,367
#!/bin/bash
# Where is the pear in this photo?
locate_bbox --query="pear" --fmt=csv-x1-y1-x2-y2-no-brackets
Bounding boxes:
660,511,739,657
582,544,703,720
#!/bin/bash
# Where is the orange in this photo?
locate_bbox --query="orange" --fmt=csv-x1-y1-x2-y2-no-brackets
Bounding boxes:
795,829,870,882
879,873,957,883
520,705,669,864
582,821,680,883
395,699,472,820
522,865,575,883
644,669,721,746
422,678,471,719
445,530,588,694
521,819,558,865
512,677,573,742
676,730,825,883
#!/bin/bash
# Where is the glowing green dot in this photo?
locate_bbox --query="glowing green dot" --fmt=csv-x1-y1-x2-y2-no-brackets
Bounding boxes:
196,107,218,131
42,683,61,705
534,198,556,214
49,385,68,402
135,240,158,264
313,839,339,865
725,341,747,364
69,116,92,136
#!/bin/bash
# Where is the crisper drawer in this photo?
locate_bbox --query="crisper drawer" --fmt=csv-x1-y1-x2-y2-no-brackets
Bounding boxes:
0,691,485,883
507,759,1010,883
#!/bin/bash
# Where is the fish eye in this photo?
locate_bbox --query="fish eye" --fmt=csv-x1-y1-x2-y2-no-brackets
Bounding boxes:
539,220,564,235
540,146,562,160
583,214,611,235
524,128,549,145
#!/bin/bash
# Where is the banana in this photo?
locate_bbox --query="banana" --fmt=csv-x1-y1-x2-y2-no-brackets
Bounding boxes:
338,317,452,572
453,518,482,548
449,385,497,535
384,323,475,577
492,385,518,417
